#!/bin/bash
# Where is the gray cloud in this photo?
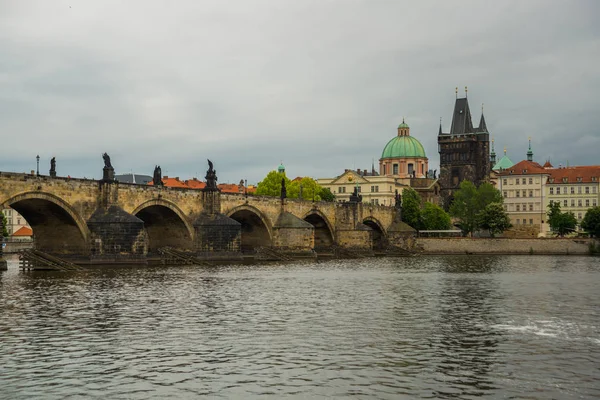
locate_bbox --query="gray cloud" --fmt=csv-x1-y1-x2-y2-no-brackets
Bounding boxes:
1,0,598,184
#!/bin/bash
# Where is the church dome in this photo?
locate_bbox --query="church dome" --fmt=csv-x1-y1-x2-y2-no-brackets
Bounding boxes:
381,136,426,159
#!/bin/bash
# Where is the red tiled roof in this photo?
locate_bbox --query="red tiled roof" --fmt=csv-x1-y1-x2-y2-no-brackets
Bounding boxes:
547,166,600,184
147,176,188,188
496,160,548,176
218,184,240,194
185,178,206,189
12,226,33,237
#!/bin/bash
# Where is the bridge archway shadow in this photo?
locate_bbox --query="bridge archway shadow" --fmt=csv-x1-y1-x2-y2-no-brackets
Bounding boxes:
363,217,387,250
227,206,272,253
132,200,194,253
2,192,89,255
303,211,335,251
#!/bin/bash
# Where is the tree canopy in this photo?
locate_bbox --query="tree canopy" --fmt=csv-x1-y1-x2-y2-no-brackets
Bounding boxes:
401,187,422,229
449,180,506,236
547,201,577,237
1,213,8,238
256,171,290,197
581,206,600,237
421,202,452,230
288,177,322,201
477,202,512,237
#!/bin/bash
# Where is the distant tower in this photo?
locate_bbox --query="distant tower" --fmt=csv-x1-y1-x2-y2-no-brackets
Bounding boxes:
490,138,496,165
277,162,285,175
526,137,533,162
438,89,491,209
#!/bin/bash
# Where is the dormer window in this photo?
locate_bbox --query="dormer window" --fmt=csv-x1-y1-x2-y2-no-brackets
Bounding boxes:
577,177,582,182
562,177,568,183
593,177,598,182
522,169,527,174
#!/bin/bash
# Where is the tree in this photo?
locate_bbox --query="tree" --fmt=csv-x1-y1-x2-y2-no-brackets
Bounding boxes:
319,187,335,202
581,206,600,237
477,202,512,237
449,180,480,236
547,201,577,237
421,202,451,230
256,171,291,197
288,177,322,201
449,180,505,236
401,187,422,230
1,213,8,238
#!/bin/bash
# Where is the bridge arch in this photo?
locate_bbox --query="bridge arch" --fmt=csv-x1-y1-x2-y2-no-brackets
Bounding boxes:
303,209,335,249
226,205,272,253
363,216,387,250
131,199,194,252
1,191,90,255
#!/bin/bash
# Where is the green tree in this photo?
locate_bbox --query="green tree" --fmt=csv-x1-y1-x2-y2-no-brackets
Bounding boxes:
256,171,291,197
1,213,8,238
401,187,422,230
288,177,322,201
319,187,335,202
449,180,480,235
477,202,512,237
421,202,451,230
547,201,577,237
581,206,600,237
477,182,503,210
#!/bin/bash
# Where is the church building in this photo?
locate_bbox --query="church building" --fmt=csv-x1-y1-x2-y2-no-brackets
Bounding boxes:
438,88,491,208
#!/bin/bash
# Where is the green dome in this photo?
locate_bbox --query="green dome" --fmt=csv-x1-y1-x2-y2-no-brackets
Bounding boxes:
381,136,426,159
398,122,409,129
492,155,514,171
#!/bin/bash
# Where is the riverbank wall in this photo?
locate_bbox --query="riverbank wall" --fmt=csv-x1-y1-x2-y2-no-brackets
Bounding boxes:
418,238,598,255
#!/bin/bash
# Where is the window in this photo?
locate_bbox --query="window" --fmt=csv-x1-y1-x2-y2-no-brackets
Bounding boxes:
516,204,520,211
557,187,560,194
578,213,582,220
594,199,597,206
503,179,507,185
357,186,361,193
503,191,508,198
530,219,534,225
529,178,533,184
516,219,520,225
375,186,379,193
571,199,575,207
529,190,533,197
586,199,590,207
564,200,568,207
522,190,527,197
593,187,597,194
393,164,399,175
571,187,575,194
371,186,375,193
578,199,582,207
586,187,590,194
516,191,520,198
578,186,582,194
550,188,554,195
529,204,533,211
523,203,527,211
516,178,520,185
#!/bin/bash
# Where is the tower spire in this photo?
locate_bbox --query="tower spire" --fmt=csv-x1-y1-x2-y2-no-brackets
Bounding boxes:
438,117,442,135
527,137,533,161
490,138,496,165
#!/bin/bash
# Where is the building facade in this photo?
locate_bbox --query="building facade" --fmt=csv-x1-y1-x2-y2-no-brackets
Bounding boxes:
2,208,32,237
438,92,491,208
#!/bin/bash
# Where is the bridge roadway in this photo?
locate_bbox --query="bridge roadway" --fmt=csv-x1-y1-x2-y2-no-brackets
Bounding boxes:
0,172,414,263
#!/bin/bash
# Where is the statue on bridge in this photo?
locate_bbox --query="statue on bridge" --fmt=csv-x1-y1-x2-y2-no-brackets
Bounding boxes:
101,153,115,182
204,159,218,191
349,185,362,203
395,189,402,210
433,169,437,179
49,157,56,178
280,178,287,200
152,165,163,186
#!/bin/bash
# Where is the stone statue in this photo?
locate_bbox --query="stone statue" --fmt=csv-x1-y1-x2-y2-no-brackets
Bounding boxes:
433,169,437,179
101,152,115,182
153,165,163,186
102,153,112,169
204,159,218,191
280,178,287,200
395,189,402,209
349,185,362,203
49,157,56,178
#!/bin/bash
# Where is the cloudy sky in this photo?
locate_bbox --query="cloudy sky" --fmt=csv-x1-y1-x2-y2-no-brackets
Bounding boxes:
1,0,598,184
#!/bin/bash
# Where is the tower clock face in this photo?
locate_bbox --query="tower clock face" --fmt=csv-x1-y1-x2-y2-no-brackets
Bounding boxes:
348,175,353,182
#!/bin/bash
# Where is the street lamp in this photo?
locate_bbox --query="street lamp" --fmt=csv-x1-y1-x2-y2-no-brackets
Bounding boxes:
36,155,40,176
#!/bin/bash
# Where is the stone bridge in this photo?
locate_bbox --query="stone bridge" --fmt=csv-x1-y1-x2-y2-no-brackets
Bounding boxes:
0,172,412,264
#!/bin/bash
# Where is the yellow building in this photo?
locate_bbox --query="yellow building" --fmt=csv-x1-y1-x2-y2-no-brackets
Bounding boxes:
546,165,600,233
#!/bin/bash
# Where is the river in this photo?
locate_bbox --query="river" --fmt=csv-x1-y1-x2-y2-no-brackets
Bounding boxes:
1,255,599,399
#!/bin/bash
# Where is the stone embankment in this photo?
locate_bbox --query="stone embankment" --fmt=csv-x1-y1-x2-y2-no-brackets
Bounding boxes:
418,238,598,255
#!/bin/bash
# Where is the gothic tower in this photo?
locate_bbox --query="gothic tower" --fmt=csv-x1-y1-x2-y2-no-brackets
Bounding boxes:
438,88,491,208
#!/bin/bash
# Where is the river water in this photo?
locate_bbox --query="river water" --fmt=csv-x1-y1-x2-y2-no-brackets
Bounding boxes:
1,255,599,399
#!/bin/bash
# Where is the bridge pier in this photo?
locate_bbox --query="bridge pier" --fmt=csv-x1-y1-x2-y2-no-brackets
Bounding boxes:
272,211,316,259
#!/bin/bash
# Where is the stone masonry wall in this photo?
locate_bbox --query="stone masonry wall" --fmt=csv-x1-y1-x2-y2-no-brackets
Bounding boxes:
418,238,595,255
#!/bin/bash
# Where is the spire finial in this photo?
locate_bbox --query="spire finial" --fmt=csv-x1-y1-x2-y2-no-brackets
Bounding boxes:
504,146,507,155
481,103,484,113
528,136,532,149
402,116,405,124
465,86,468,97
491,138,495,150
455,87,458,98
